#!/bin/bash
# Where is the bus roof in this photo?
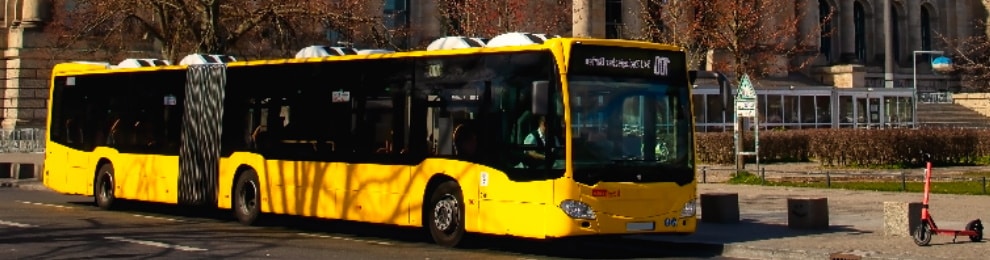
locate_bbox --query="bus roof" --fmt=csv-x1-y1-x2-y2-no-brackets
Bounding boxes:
51,37,684,77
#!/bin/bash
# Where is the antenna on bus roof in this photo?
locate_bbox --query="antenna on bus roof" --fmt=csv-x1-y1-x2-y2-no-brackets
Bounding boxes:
114,58,171,69
485,32,559,48
426,36,486,51
179,54,237,65
295,45,359,58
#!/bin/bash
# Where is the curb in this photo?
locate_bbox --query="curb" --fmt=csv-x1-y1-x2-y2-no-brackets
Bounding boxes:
0,179,48,191
628,236,921,260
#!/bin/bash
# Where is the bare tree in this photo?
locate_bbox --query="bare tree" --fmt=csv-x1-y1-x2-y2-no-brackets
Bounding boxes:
435,0,570,38
939,1,990,91
45,0,389,61
636,0,832,81
636,0,708,70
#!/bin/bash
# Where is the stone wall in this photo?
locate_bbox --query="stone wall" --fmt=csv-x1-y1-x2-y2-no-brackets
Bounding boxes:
2,0,51,130
953,93,990,117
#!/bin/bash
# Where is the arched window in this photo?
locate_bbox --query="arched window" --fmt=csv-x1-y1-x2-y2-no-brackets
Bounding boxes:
605,0,623,39
921,7,932,51
853,2,866,63
820,0,833,62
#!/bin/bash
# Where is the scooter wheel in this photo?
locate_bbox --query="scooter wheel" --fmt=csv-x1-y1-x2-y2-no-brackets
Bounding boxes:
965,220,983,242
913,223,932,246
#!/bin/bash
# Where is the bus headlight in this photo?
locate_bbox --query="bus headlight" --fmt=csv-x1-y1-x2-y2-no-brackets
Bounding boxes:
560,200,596,220
680,200,697,217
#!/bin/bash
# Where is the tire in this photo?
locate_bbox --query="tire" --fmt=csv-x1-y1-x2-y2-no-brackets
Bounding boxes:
94,164,116,210
913,223,932,246
233,170,261,225
426,181,465,247
966,220,983,242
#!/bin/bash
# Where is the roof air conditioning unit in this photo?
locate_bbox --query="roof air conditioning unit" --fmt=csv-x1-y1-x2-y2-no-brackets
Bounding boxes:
178,54,237,65
485,32,560,48
295,45,358,58
115,58,171,69
426,36,486,51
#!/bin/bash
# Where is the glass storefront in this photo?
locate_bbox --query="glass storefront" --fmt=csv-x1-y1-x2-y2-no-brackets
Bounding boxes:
692,86,915,132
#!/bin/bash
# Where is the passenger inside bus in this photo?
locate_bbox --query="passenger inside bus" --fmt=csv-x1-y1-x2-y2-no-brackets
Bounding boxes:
453,122,478,159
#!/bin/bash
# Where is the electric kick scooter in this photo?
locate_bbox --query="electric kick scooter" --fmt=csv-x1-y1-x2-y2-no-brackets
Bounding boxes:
912,152,983,246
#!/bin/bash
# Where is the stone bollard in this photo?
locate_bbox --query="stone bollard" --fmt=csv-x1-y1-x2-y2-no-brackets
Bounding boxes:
700,193,739,223
787,197,829,229
883,201,922,237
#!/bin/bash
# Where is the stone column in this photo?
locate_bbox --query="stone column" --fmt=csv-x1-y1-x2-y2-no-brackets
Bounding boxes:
621,0,641,39
4,28,50,130
411,0,441,45
956,0,972,38
573,0,594,37
798,0,819,47
839,0,857,63
2,0,52,130
943,0,957,40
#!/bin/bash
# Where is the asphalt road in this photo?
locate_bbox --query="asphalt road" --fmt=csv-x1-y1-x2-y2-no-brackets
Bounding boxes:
0,188,733,260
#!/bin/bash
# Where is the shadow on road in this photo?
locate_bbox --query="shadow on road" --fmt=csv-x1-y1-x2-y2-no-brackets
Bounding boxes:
64,199,728,259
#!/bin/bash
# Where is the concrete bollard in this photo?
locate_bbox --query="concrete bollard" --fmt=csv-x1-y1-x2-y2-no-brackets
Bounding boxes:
700,193,740,223
883,201,922,237
787,197,829,229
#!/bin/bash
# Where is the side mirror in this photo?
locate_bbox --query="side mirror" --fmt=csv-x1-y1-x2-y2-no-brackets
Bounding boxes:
532,81,549,116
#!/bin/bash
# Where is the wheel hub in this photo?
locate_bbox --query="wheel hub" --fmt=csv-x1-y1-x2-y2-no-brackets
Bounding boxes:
433,195,459,232
240,181,257,213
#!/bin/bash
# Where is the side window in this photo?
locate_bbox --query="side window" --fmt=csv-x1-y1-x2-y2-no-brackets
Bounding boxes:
417,56,486,158
350,60,412,160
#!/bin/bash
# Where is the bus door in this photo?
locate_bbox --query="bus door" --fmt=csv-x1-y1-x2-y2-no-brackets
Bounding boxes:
178,64,226,207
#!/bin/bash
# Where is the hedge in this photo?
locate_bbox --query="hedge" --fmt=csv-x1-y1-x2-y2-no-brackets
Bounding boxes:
696,128,990,167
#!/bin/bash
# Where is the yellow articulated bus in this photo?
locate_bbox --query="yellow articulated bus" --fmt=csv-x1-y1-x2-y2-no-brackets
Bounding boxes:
44,32,698,247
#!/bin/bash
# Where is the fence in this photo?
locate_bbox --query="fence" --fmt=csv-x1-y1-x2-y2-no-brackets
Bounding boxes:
699,166,990,195
0,128,45,153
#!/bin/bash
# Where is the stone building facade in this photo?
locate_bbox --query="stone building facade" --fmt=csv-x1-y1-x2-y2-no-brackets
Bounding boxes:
2,0,51,129
1,0,987,130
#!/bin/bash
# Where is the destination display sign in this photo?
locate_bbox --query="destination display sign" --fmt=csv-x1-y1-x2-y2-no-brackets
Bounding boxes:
568,44,686,80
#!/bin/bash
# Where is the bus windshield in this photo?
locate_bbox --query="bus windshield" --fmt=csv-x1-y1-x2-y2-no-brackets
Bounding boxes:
568,75,694,185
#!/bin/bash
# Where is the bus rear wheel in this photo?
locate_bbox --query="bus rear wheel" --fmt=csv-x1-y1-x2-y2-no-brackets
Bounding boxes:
233,170,261,225
94,164,116,210
426,181,465,247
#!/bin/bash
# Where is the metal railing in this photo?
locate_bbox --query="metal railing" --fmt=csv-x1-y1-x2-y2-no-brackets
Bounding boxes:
0,128,45,153
918,92,954,104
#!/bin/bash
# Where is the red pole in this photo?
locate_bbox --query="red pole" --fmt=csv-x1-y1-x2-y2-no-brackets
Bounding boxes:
921,160,932,220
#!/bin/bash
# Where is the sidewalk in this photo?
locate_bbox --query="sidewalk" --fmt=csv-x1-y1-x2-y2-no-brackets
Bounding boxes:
0,178,48,191
632,183,990,260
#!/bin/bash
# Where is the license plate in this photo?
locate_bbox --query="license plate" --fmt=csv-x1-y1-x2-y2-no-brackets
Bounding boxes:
626,222,655,231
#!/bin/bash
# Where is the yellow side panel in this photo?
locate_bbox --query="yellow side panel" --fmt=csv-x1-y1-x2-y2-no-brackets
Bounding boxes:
43,142,92,195
104,152,178,204
339,164,411,225
259,160,341,218
474,170,553,238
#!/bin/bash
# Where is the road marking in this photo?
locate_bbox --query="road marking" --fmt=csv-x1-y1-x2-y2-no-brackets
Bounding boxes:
131,214,182,222
297,233,393,246
17,201,72,209
0,220,37,228
105,236,207,252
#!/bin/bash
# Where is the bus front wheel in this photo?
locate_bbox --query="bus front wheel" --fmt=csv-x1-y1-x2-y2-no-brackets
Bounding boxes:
426,181,465,247
94,164,116,210
233,170,261,225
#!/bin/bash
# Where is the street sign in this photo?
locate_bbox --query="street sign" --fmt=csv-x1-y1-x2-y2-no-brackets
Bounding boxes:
734,74,757,118
736,100,756,117
736,74,757,100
